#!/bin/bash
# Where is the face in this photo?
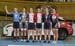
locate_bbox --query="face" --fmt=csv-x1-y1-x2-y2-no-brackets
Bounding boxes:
30,8,33,13
14,8,18,13
45,8,49,13
23,8,26,12
41,8,43,11
52,9,56,13
37,8,41,13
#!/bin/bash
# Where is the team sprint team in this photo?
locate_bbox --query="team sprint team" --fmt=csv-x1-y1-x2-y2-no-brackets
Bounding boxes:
5,5,59,43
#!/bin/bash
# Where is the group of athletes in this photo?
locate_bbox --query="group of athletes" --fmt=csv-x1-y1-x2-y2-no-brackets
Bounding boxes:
5,5,59,43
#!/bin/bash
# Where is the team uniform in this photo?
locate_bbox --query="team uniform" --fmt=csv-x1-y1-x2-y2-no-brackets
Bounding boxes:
51,12,59,28
11,12,21,29
43,13,51,29
36,13,42,29
20,13,27,29
28,12,35,29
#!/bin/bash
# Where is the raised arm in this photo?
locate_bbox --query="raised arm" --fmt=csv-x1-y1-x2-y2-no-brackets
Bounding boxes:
5,5,10,14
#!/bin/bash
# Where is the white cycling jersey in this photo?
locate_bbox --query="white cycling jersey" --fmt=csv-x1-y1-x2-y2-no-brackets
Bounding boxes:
29,13,34,23
37,13,42,23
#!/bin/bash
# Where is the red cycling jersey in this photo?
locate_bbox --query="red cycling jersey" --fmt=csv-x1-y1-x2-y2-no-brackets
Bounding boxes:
34,12,43,23
28,12,36,23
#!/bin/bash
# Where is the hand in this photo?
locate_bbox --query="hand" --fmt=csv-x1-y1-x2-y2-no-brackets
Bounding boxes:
55,24,57,28
5,5,7,9
50,22,52,25
20,22,21,24
34,23,36,25
5,5,10,14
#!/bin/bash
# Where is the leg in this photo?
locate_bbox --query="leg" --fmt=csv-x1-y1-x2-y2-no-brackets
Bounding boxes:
21,29,24,36
13,28,17,40
36,29,38,41
39,29,42,41
13,22,18,41
14,29,16,37
13,28,19,41
52,28,59,43
26,30,30,42
22,28,26,41
16,29,20,40
44,30,47,42
48,30,50,42
28,30,30,40
53,29,56,41
23,22,27,37
17,29,20,37
55,28,58,42
20,22,24,40
24,29,27,36
32,30,35,42
27,23,30,41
